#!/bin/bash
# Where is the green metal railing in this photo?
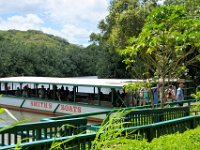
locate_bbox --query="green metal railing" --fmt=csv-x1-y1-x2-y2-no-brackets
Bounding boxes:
125,115,200,142
41,99,196,122
0,118,87,146
0,99,198,149
89,106,190,131
1,115,200,150
123,106,190,126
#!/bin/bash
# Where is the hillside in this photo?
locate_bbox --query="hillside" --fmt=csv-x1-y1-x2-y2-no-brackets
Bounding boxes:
0,30,92,77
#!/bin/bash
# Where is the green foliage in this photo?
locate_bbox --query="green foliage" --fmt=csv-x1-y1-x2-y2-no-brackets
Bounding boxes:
190,101,200,115
164,0,200,18
191,91,200,100
0,108,4,114
123,80,152,93
91,109,135,149
90,107,200,150
149,127,200,150
122,5,200,83
191,90,200,115
0,30,96,77
90,0,159,78
92,122,200,150
89,0,200,80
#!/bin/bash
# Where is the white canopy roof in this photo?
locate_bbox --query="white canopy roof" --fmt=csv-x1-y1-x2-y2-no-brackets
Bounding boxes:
0,77,143,88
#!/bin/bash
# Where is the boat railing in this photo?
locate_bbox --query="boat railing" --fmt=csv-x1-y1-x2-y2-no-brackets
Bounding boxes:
0,85,198,107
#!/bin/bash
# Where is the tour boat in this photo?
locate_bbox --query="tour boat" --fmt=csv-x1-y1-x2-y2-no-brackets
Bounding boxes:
0,76,142,121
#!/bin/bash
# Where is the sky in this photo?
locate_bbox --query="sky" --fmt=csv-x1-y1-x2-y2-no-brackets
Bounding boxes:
0,0,109,46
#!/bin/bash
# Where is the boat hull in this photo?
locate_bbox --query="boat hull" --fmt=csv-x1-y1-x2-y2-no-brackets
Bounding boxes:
0,96,112,121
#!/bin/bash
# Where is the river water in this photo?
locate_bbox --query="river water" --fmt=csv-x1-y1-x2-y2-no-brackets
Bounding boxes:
0,108,55,126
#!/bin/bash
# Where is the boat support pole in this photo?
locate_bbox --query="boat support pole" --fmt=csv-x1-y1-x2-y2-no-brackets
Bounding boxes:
20,99,26,108
53,104,60,113
98,88,101,106
111,88,114,104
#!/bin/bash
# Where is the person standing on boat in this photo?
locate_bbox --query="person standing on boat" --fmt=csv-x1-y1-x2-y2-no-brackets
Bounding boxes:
176,83,184,106
39,85,45,99
46,88,51,99
151,83,158,106
165,85,176,102
22,84,28,97
139,86,148,106
15,87,21,97
65,87,70,101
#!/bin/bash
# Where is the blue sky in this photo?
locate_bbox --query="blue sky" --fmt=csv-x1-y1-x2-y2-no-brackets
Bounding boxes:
0,0,109,46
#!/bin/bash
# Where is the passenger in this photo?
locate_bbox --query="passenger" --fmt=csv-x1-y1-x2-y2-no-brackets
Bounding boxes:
99,91,104,100
176,83,184,106
65,87,70,101
38,85,45,99
151,83,158,106
46,88,51,99
53,85,57,100
15,87,21,97
27,87,32,97
132,90,140,106
124,90,134,107
146,84,153,105
88,94,94,104
22,84,28,97
139,86,148,106
60,86,65,101
56,88,61,101
120,90,127,107
68,90,73,101
115,90,121,106
165,85,176,102
110,90,116,106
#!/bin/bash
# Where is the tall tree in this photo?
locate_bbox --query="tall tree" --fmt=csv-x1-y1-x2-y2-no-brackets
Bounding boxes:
122,5,200,103
90,0,159,78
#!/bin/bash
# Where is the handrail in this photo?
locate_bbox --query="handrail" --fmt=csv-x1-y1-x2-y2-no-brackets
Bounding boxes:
41,99,197,121
2,115,200,150
0,118,87,146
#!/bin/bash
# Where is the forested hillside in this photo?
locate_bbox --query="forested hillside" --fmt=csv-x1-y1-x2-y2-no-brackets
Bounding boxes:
0,30,97,77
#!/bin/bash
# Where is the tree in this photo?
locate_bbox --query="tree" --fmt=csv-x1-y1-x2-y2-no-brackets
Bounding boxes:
0,30,87,77
122,6,200,104
164,0,200,17
163,0,200,83
90,0,159,78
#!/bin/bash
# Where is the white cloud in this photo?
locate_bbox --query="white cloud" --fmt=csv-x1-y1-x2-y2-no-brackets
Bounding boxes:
0,0,109,46
0,14,44,31
0,0,45,14
42,25,91,45
61,24,91,43
0,14,43,31
44,0,108,24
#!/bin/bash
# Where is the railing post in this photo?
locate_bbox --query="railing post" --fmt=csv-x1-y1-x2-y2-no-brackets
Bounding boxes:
185,106,190,116
192,117,197,129
36,129,42,140
146,127,153,142
159,112,164,122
